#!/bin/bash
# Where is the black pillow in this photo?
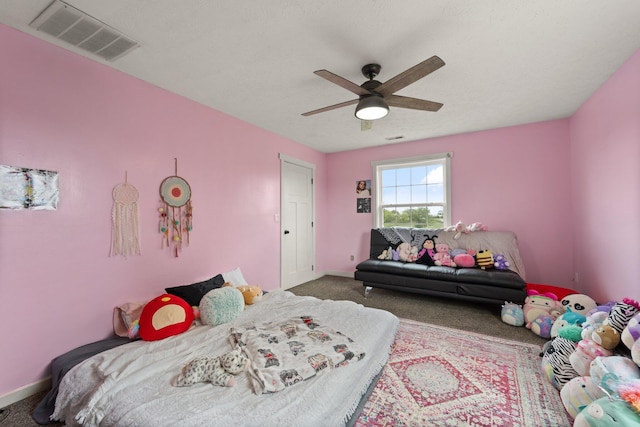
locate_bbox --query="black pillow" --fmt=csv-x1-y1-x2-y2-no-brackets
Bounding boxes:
164,274,225,306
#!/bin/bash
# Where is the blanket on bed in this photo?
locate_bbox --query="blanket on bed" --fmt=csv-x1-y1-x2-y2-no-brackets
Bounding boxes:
52,291,399,427
230,316,365,394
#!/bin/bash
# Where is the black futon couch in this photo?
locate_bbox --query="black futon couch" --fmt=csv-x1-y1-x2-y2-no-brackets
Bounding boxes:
354,228,527,305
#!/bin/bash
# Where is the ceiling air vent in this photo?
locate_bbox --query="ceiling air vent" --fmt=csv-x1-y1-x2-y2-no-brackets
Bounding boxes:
29,0,139,61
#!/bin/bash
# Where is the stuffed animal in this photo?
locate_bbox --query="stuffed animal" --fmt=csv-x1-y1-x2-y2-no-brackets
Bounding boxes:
433,243,456,267
236,285,263,305
175,348,249,387
634,339,640,367
585,301,616,317
501,302,524,326
622,312,640,350
560,294,597,317
573,396,640,427
582,311,609,341
523,290,562,329
452,249,476,268
560,376,606,419
619,379,640,413
467,222,488,233
541,337,579,390
393,242,412,262
590,355,640,397
604,299,640,334
415,235,437,265
377,246,394,260
592,324,621,350
550,308,586,338
569,339,613,376
475,249,494,269
445,220,467,240
406,245,420,262
138,294,195,341
531,314,555,338
493,254,510,270
557,324,584,343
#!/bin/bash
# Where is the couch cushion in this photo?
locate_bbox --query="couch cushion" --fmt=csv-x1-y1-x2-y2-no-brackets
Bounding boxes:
355,259,525,290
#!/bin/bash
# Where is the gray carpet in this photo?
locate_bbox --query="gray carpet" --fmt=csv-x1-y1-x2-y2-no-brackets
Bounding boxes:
1,275,544,426
288,275,545,346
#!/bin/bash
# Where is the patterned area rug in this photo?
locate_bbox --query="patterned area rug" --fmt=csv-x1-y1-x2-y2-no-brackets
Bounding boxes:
355,319,570,427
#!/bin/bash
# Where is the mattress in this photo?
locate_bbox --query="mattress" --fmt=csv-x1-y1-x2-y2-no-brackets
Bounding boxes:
52,291,399,426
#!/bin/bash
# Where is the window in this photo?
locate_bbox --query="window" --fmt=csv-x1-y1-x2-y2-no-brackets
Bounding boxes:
372,152,451,228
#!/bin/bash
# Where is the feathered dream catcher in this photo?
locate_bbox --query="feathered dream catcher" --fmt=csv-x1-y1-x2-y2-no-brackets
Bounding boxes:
110,172,141,258
159,158,193,257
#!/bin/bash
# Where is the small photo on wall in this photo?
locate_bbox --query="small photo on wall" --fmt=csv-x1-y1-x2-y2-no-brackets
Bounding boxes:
357,198,371,213
356,179,371,197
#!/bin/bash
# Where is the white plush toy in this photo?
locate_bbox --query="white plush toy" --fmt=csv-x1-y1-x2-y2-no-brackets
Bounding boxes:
175,348,249,387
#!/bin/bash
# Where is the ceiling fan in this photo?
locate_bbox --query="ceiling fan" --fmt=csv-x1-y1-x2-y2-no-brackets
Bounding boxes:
302,55,445,128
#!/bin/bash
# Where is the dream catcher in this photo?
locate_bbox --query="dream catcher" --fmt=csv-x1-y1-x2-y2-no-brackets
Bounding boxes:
110,172,141,258
159,159,193,257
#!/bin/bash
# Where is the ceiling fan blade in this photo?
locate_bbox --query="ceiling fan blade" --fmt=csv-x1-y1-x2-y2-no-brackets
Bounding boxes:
302,99,359,116
385,94,443,112
376,56,445,96
361,120,373,131
314,70,372,96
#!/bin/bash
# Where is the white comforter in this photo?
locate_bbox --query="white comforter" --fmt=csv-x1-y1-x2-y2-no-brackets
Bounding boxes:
53,291,399,427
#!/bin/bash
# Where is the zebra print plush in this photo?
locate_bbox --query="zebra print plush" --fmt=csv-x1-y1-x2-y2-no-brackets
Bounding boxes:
604,299,640,333
542,336,579,390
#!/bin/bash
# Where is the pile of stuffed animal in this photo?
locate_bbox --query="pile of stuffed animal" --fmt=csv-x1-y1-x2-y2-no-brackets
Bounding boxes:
501,291,640,425
377,222,510,270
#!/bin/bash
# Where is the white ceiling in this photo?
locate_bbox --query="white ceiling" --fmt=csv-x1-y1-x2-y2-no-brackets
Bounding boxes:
2,1,640,153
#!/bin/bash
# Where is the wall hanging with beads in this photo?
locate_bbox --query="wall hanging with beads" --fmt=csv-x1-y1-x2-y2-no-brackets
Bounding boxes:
158,158,193,257
110,172,141,258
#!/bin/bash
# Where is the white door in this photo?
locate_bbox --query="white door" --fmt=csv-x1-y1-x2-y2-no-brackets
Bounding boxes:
280,155,315,290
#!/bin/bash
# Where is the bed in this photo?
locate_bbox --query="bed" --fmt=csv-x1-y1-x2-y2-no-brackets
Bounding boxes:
49,290,399,426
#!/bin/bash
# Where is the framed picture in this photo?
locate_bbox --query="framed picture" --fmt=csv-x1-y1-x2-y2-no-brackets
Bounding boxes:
357,198,371,213
356,179,371,197
0,164,59,210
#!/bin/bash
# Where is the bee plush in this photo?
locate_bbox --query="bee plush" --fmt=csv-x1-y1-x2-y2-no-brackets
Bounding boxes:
475,249,494,269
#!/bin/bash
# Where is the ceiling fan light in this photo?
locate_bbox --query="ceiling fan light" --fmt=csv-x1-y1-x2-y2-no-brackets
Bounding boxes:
355,95,389,120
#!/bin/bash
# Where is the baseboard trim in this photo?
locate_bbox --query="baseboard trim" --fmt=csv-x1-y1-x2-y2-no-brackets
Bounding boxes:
0,377,50,409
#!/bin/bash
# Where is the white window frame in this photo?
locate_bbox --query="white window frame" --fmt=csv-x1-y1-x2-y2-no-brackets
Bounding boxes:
372,152,452,228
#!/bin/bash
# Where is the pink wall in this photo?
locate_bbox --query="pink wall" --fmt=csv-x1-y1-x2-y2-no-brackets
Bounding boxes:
2,20,638,399
0,25,328,397
569,49,640,303
325,120,574,287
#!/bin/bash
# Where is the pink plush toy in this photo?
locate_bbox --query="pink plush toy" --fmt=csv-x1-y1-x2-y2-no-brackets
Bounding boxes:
467,222,488,232
445,221,467,240
393,242,412,262
523,290,562,329
451,248,475,268
433,243,457,267
569,339,613,376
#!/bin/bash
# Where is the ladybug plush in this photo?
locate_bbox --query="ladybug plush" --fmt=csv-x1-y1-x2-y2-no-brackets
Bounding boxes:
138,294,194,341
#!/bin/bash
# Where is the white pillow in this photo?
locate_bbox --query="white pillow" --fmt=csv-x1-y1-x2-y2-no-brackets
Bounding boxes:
222,267,248,287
